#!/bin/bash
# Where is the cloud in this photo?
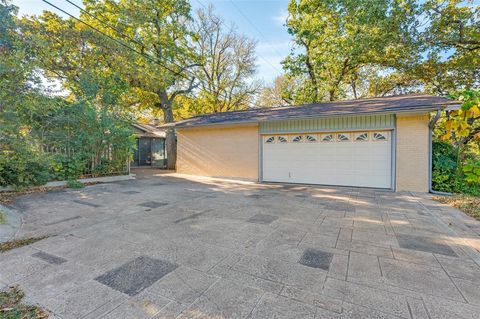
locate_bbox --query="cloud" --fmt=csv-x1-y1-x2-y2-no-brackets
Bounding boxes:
272,9,288,26
256,40,292,53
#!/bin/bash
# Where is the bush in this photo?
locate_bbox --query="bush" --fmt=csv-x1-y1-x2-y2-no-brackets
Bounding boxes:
432,141,480,196
66,179,84,189
0,141,51,189
432,141,457,192
0,102,134,189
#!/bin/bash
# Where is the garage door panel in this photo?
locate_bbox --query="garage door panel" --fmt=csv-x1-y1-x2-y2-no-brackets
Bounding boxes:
262,132,392,189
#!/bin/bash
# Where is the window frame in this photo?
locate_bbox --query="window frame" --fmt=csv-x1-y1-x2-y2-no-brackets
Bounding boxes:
305,135,318,143
354,132,369,142
277,136,288,143
372,131,389,141
292,135,304,143
336,133,351,142
264,136,275,144
321,134,334,142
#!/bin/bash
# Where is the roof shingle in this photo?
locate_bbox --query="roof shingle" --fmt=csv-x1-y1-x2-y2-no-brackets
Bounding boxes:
174,94,458,128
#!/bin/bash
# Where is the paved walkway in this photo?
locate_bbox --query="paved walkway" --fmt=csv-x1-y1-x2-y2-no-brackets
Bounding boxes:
1,169,480,319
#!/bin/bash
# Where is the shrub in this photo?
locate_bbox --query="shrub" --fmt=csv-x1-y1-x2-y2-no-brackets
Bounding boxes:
432,141,457,192
463,159,480,184
0,140,51,189
66,179,84,189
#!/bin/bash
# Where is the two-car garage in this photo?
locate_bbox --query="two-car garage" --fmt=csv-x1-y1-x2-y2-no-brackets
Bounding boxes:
261,130,393,189
175,94,457,192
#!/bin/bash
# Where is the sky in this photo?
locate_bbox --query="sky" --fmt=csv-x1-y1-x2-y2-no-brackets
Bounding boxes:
11,0,293,84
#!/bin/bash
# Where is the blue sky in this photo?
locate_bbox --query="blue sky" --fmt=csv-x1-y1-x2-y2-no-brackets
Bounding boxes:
12,0,292,84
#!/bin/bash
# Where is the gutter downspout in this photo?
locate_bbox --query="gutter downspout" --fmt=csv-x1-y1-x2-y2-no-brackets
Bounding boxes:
428,110,452,195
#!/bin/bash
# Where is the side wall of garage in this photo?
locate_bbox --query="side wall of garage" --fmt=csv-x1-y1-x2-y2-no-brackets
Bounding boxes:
396,114,430,192
176,124,259,181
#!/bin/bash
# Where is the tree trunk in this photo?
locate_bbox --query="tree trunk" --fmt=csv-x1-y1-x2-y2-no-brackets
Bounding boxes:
165,127,176,170
158,91,177,170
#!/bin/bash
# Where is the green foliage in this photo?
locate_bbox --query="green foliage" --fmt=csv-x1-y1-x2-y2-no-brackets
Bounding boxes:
280,0,479,102
283,0,419,102
463,159,480,184
432,141,458,192
432,140,480,196
66,179,84,189
0,286,48,318
0,2,135,189
0,150,51,190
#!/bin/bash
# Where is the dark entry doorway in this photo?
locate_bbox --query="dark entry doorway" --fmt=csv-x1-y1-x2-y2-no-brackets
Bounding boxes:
138,138,152,165
132,137,166,168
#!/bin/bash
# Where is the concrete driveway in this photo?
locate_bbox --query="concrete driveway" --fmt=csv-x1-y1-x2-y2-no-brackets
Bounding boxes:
1,169,480,319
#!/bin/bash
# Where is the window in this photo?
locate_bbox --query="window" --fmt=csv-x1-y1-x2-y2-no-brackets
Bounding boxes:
337,133,350,142
265,136,275,143
306,135,317,142
373,132,388,141
292,135,303,143
322,134,334,142
355,132,368,141
278,136,288,143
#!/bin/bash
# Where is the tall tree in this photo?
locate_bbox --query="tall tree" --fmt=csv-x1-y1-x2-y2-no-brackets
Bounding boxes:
283,0,419,103
194,5,259,113
82,0,201,169
24,0,200,169
257,75,291,108
414,0,480,94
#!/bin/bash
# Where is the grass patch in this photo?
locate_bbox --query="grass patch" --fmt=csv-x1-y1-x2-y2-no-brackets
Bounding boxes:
0,286,48,319
0,211,5,224
0,186,66,206
0,236,49,253
66,179,84,189
434,195,480,220
0,181,101,206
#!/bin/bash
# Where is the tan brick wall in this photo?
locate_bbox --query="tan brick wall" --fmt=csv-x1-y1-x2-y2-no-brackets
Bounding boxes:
177,124,259,181
396,114,430,192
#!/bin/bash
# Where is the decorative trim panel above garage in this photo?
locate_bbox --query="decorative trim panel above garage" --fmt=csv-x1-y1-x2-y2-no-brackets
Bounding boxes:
259,114,395,134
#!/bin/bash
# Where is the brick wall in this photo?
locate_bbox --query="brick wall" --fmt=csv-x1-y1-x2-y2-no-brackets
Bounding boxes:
396,114,430,192
177,124,259,181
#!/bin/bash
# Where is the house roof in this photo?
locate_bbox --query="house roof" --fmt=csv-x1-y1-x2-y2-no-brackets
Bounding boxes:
173,94,459,128
132,123,166,138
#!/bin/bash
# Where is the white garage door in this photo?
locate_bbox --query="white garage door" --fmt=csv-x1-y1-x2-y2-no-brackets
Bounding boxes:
262,131,392,189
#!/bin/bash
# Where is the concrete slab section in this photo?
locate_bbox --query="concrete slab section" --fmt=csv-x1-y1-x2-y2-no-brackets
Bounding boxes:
396,234,458,257
95,256,178,296
247,213,278,225
298,248,333,270
2,171,480,318
138,201,168,209
31,251,67,265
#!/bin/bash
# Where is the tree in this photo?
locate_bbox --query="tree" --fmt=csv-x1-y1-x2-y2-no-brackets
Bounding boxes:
433,90,480,188
194,5,259,113
84,0,204,169
257,75,291,108
441,90,480,153
413,0,480,94
23,0,197,169
423,0,479,52
283,0,419,103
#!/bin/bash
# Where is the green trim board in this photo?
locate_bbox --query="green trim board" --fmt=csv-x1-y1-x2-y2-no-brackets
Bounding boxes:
260,114,395,134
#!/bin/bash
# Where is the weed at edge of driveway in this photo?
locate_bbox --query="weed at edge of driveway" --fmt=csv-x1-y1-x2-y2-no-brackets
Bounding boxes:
0,211,5,224
0,286,48,319
0,236,49,253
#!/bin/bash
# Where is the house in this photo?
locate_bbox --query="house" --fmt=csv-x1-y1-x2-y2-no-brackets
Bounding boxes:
131,124,167,168
173,94,459,192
